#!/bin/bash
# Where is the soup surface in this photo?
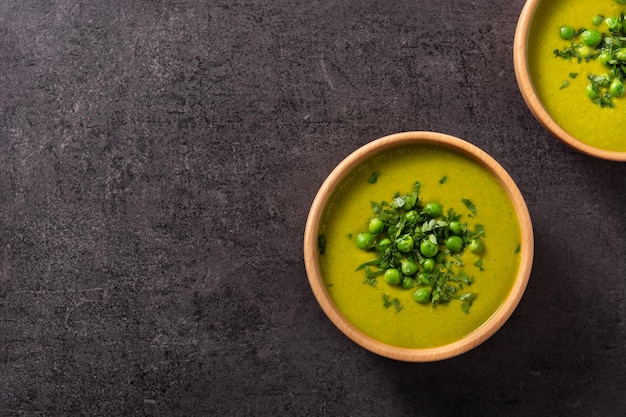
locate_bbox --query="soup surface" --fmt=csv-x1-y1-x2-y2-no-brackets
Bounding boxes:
318,145,522,348
527,0,626,152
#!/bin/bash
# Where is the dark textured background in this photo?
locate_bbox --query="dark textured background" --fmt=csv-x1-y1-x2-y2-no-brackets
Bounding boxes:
1,0,625,416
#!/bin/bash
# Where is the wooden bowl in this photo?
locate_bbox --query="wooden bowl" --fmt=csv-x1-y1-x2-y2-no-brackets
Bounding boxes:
303,132,534,362
514,0,626,161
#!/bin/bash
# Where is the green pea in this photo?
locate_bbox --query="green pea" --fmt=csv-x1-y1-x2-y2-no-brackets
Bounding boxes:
606,16,623,32
586,83,600,99
384,268,401,286
616,0,626,4
592,14,603,26
599,51,613,66
616,48,626,61
468,239,484,254
368,217,384,234
413,288,431,304
419,238,439,258
401,277,415,289
356,232,374,250
448,221,463,235
377,237,392,251
421,258,436,273
445,235,464,253
404,210,419,223
396,235,414,253
401,260,419,276
559,25,575,40
610,78,625,97
423,202,442,218
581,29,602,47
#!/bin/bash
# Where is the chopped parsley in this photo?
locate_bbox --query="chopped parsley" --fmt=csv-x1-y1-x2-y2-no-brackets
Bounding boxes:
381,294,403,313
317,234,326,254
462,198,477,215
553,44,583,62
382,293,392,308
474,257,484,271
368,171,380,184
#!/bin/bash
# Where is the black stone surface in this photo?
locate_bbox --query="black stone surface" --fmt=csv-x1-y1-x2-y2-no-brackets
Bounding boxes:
1,1,625,416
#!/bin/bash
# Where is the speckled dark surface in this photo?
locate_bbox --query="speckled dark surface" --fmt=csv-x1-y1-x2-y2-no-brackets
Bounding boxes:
1,1,625,416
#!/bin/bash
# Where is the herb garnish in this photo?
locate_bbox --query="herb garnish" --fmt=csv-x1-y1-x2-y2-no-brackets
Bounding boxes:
459,293,477,314
553,13,626,107
382,293,392,308
462,198,477,215
368,171,380,184
354,180,485,313
382,294,404,312
317,235,326,254
474,257,484,271
393,297,403,312
553,44,583,62
362,266,381,286
596,93,615,108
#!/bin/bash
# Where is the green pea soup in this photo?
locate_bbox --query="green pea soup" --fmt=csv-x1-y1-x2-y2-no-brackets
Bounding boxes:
527,0,626,152
318,145,522,349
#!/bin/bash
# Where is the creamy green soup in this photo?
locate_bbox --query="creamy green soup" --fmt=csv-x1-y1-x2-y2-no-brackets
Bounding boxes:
318,145,521,349
528,0,626,152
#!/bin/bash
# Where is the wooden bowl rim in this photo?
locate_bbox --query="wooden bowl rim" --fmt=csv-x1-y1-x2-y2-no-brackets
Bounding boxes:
303,131,534,362
513,0,626,161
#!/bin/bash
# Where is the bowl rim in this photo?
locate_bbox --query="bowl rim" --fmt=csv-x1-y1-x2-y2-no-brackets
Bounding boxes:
513,0,626,161
303,131,534,362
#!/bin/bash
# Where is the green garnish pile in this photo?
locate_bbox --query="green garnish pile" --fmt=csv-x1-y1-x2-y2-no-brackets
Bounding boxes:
554,8,626,108
353,181,484,313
